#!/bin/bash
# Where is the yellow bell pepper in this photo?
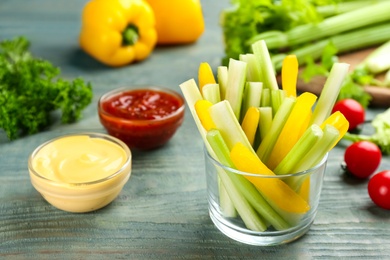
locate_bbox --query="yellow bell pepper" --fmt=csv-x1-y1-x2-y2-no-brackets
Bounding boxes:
79,0,157,67
145,0,205,45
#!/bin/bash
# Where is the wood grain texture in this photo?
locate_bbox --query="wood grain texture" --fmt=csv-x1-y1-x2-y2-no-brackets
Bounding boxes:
1,1,390,259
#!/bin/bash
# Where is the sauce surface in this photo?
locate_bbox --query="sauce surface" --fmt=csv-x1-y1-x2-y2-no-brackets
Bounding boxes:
102,89,182,120
32,135,128,183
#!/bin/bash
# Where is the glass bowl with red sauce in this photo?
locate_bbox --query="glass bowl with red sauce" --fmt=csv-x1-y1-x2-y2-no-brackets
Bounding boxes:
98,86,185,150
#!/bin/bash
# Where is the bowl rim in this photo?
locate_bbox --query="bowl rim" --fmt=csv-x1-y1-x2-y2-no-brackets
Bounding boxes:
28,132,132,186
98,86,185,124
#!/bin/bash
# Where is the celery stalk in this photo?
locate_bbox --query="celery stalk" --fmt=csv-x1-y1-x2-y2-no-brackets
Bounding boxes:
274,124,323,175
240,53,263,82
384,69,390,87
202,83,221,104
217,66,228,99
272,23,390,71
256,97,296,163
310,63,350,126
250,1,390,50
241,82,262,122
251,40,279,90
209,100,253,151
286,125,340,191
225,59,247,120
270,89,285,115
179,79,236,217
206,129,290,231
363,40,390,74
261,88,271,108
258,107,273,144
293,124,339,173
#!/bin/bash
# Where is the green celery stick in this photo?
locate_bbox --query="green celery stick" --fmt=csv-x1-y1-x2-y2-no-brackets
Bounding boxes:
179,79,236,217
208,100,252,151
271,89,286,115
217,66,228,99
286,124,340,191
202,83,221,104
274,124,323,175
240,53,263,82
225,58,247,119
241,82,263,122
258,107,273,144
292,124,340,173
256,97,296,163
310,63,350,126
261,88,271,108
207,129,290,230
251,40,279,90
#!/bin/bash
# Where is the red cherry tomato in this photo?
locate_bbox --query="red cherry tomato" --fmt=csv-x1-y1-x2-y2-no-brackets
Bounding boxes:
368,170,390,210
344,141,382,178
332,99,365,131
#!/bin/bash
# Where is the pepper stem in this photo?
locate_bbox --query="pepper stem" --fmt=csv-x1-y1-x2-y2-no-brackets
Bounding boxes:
122,25,139,46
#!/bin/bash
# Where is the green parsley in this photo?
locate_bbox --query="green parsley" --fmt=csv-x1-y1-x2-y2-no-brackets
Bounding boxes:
0,37,93,140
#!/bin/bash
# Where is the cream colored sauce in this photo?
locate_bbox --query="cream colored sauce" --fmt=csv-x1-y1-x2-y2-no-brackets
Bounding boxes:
32,135,127,183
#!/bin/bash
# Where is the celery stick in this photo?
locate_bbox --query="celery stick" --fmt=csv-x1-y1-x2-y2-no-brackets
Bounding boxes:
261,88,271,108
179,79,207,139
208,100,252,151
384,69,390,87
274,124,323,175
272,23,390,72
270,89,285,115
240,53,263,82
286,125,339,191
207,129,290,230
363,40,390,74
251,40,279,90
256,97,296,163
225,58,247,119
217,66,228,99
250,1,390,50
292,124,340,174
241,82,263,122
202,83,221,104
310,63,350,126
179,79,236,217
258,107,273,143
218,177,237,218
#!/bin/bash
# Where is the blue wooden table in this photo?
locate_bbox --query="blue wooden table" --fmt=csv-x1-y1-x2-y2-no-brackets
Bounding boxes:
1,1,389,259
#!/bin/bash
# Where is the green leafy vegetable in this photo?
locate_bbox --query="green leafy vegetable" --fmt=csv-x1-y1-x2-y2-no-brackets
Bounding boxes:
343,108,390,155
0,37,93,140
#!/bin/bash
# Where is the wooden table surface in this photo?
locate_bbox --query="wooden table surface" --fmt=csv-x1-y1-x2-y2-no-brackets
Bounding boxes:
1,1,389,259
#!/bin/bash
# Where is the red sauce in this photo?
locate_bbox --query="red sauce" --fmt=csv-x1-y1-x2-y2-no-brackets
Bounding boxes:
102,90,182,120
98,88,185,150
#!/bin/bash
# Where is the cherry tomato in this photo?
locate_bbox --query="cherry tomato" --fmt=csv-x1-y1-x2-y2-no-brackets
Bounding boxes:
344,141,382,178
332,99,365,131
368,170,390,210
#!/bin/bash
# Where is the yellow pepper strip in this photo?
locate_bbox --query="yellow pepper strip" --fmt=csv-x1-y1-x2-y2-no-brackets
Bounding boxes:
198,62,216,94
195,100,216,131
230,142,310,214
241,107,260,147
320,111,349,149
145,0,204,45
281,55,298,98
298,178,310,202
267,92,317,170
79,0,157,67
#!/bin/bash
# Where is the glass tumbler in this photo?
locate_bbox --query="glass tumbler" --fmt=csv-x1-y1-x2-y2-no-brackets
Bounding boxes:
204,148,328,246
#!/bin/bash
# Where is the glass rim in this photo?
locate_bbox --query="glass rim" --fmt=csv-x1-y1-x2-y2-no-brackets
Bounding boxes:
204,146,328,178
